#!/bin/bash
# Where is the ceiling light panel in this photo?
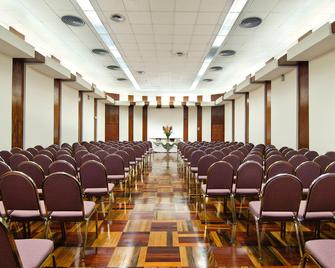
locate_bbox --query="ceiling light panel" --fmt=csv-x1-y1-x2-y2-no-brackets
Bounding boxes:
75,0,140,90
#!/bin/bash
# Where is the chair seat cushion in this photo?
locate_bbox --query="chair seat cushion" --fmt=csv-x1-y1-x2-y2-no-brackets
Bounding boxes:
190,167,198,172
124,167,130,172
298,200,334,220
0,201,5,216
15,238,54,268
107,174,127,180
233,184,259,195
129,161,136,165
49,201,95,221
7,201,46,220
249,201,296,220
197,175,207,181
305,239,335,268
201,184,231,196
84,183,114,196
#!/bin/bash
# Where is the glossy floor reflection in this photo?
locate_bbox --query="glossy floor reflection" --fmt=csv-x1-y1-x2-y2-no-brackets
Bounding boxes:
20,153,326,267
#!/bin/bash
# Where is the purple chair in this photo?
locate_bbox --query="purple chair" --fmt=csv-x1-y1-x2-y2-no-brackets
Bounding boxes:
249,174,303,258
80,160,114,217
288,154,308,169
95,150,109,162
0,221,55,268
305,150,319,161
302,239,335,268
0,162,11,178
230,150,245,161
325,151,335,162
17,161,45,193
26,147,38,157
38,150,54,161
55,150,71,158
106,147,117,154
9,154,29,171
42,172,97,257
243,154,263,165
285,150,298,160
211,150,225,161
34,145,44,151
104,154,128,187
123,147,136,169
222,155,241,175
74,150,88,170
202,161,235,227
295,161,321,194
56,154,77,170
49,160,76,177
0,151,12,165
297,148,309,155
33,154,53,175
11,147,22,154
115,150,131,173
0,171,46,237
298,174,335,238
325,161,335,173
197,154,217,182
313,155,332,173
20,151,33,161
189,150,206,175
265,154,285,171
81,153,101,165
266,160,294,180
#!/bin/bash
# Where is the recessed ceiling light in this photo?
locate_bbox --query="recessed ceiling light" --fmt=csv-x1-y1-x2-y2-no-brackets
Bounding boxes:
220,50,236,56
240,17,262,28
137,71,145,74
110,14,126,22
175,52,185,57
210,66,223,71
61,15,85,27
117,78,127,81
203,78,213,82
107,65,120,70
92,48,109,55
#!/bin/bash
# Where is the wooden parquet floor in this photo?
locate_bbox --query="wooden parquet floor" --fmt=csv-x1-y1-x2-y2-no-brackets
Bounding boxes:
13,153,330,267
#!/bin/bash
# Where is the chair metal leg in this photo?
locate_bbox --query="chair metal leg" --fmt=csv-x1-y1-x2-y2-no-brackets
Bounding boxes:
82,220,89,258
203,194,207,226
294,220,303,258
255,217,262,260
95,212,99,238
52,254,57,268
246,210,250,235
231,194,237,224
298,220,305,246
44,219,50,239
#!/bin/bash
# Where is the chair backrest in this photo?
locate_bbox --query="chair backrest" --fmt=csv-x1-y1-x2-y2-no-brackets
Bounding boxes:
0,221,23,267
17,161,44,189
115,150,130,168
123,148,136,162
285,150,298,160
20,150,33,161
104,154,124,175
206,161,234,191
81,153,101,165
261,174,302,214
265,154,285,171
80,160,108,189
49,160,76,176
197,155,217,177
288,154,308,169
211,150,225,161
133,145,143,158
304,173,335,215
266,160,294,180
74,150,88,168
230,150,245,161
325,151,335,162
95,150,109,162
11,147,22,154
314,155,332,172
222,154,241,175
243,154,263,165
0,151,13,165
56,154,77,169
33,154,53,175
26,147,38,157
38,150,54,161
43,172,83,213
236,161,263,191
0,162,11,178
9,154,29,171
304,150,319,161
295,161,321,188
325,161,335,173
190,150,206,167
0,171,40,213
55,149,71,158
107,147,117,154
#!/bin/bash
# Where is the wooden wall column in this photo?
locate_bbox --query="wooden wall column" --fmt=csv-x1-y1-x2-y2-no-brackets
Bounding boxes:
298,61,309,149
232,100,235,142
54,79,61,145
12,59,25,148
245,92,249,143
128,104,134,141
211,94,225,141
142,105,148,141
265,81,271,145
78,91,83,142
197,105,202,142
94,98,98,142
183,105,188,141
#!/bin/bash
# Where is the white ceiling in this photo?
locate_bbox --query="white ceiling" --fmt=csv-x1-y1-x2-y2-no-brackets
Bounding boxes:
0,0,334,95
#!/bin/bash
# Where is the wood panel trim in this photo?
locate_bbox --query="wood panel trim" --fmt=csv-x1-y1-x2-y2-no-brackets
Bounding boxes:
128,105,134,141
197,105,202,141
298,61,309,148
12,59,25,148
78,91,83,142
183,106,188,141
232,100,235,142
245,93,249,143
105,105,119,141
211,106,225,141
142,105,148,141
54,79,61,145
265,81,271,145
94,98,98,142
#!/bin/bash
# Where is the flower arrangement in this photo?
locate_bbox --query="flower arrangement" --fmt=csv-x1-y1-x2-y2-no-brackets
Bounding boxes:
162,125,172,139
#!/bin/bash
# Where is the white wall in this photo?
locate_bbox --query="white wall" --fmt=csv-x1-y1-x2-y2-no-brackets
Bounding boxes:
309,49,335,154
133,106,142,141
249,85,265,144
24,66,54,148
271,69,298,149
235,95,245,142
61,84,78,144
148,107,183,139
119,106,129,141
188,106,197,142
202,106,211,141
224,102,232,142
97,101,105,141
0,53,12,150
82,93,95,142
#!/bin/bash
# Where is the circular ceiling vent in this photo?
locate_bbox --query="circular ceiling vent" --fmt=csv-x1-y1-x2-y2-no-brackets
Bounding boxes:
61,15,85,27
220,50,236,56
110,14,126,22
203,78,213,82
210,66,223,71
240,17,262,28
117,78,127,81
107,65,120,70
92,48,109,55
137,70,145,74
